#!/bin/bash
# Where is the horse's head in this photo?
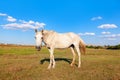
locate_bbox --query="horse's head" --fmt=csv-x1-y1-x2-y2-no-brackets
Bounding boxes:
34,29,43,51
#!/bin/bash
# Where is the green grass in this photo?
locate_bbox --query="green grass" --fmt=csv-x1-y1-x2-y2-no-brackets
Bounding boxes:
0,46,37,55
0,45,120,80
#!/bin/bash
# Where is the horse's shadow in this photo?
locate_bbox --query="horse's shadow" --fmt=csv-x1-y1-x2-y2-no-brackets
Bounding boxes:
40,58,72,64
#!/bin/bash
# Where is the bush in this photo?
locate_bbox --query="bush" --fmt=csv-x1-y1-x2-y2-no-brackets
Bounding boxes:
86,45,104,49
106,44,120,50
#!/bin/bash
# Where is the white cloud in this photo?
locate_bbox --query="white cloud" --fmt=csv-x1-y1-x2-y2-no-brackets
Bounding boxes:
107,38,116,41
19,20,34,24
2,23,33,29
98,24,118,29
101,31,111,35
29,20,35,24
91,16,102,21
78,32,95,36
7,16,17,22
101,34,120,38
0,13,46,30
100,34,120,40
19,20,45,29
0,13,7,16
0,13,17,22
2,20,45,30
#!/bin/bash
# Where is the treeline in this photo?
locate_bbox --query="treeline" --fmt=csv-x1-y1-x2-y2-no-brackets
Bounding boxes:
86,44,120,50
0,43,34,47
1,43,120,50
105,44,120,50
86,45,104,49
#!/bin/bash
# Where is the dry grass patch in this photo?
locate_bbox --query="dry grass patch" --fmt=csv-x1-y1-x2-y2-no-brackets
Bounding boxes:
0,45,120,80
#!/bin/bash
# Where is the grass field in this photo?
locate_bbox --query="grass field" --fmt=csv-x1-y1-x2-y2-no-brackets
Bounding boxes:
0,45,120,80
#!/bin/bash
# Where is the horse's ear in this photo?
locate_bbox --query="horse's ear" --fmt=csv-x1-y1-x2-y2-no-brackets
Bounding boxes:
41,29,44,32
41,29,44,35
35,29,37,33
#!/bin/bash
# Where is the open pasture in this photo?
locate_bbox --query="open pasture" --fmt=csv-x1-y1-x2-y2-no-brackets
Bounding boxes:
0,45,120,80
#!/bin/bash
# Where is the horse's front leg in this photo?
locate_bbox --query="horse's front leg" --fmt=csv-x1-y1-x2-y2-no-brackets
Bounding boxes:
48,54,52,69
48,48,55,69
51,54,55,68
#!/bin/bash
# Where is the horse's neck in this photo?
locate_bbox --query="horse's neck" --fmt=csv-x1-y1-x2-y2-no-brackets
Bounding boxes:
43,30,56,44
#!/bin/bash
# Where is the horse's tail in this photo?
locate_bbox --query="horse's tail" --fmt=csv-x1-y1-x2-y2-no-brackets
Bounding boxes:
79,39,86,55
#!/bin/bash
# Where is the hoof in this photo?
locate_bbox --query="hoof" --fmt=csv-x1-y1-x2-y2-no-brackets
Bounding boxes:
47,65,52,69
78,66,81,68
70,63,74,67
52,66,55,69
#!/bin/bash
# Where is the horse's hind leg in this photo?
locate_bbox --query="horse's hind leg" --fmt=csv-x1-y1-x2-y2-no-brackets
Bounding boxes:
75,45,81,68
70,47,76,66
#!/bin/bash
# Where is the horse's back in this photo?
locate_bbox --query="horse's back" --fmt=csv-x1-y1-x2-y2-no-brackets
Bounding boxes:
57,32,80,43
45,30,84,48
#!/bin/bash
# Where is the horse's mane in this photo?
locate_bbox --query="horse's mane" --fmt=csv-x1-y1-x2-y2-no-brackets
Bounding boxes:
42,30,56,35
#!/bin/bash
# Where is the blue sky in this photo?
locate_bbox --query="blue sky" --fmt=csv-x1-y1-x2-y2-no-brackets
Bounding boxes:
0,0,120,45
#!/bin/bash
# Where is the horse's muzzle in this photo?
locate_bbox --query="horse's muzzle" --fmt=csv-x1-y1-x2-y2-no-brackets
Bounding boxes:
35,46,41,51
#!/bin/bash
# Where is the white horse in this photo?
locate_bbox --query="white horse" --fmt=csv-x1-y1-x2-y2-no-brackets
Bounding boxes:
35,29,86,69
